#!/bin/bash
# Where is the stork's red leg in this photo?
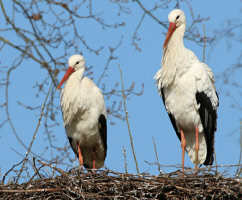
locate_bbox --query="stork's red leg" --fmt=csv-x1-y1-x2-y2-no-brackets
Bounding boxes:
194,126,199,173
180,127,186,174
93,151,96,169
76,141,83,170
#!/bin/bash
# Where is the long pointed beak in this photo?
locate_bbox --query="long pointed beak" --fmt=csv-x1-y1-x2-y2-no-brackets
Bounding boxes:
163,22,177,49
57,67,75,90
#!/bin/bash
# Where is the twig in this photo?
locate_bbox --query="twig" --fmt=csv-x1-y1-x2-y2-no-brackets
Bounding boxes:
203,24,205,63
134,0,167,28
132,13,146,51
214,151,218,173
37,160,68,177
0,188,66,193
119,64,139,174
236,120,242,177
1,159,25,184
97,36,123,86
16,76,55,182
123,146,128,173
31,156,43,180
152,137,161,173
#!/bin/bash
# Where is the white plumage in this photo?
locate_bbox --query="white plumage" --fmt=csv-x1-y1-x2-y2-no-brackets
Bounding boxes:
154,9,219,172
58,55,107,169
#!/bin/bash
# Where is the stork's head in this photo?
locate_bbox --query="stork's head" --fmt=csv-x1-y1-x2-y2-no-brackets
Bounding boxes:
163,9,186,49
68,55,85,71
57,55,85,90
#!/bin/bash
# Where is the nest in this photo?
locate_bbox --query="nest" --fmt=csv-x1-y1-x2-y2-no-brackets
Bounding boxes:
1,162,241,200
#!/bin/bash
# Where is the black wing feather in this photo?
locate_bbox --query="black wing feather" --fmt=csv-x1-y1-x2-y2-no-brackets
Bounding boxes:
161,88,181,141
196,91,218,166
68,136,77,157
98,114,107,158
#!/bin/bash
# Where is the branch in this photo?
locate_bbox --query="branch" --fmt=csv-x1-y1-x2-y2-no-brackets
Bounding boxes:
16,75,54,182
134,0,167,28
119,64,139,174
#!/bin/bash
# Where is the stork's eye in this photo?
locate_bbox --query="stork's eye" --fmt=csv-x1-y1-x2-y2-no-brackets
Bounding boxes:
176,15,180,20
76,61,79,65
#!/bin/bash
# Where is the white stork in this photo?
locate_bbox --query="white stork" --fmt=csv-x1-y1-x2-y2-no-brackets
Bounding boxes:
57,55,107,169
154,9,219,173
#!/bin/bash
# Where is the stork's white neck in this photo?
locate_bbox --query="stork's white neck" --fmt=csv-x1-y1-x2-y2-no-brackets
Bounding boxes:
73,68,85,81
60,67,85,126
167,24,186,49
160,24,194,87
64,67,85,90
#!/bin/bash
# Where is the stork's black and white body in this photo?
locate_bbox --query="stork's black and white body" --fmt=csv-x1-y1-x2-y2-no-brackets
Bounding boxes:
154,9,219,172
57,55,107,169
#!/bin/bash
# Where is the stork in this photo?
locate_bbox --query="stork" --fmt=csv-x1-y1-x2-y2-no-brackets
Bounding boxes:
57,55,107,169
154,9,219,173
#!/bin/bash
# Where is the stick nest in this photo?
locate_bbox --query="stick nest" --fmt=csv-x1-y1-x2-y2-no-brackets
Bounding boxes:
1,167,241,199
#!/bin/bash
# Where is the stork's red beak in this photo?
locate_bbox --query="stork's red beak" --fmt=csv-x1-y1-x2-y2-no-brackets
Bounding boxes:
57,67,75,90
163,22,177,49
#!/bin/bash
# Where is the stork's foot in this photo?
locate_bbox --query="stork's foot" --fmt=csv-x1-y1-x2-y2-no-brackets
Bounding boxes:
180,127,186,176
77,141,84,170
194,126,199,174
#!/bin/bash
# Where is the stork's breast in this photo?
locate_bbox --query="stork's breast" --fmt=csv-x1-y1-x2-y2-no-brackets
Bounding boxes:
164,76,201,130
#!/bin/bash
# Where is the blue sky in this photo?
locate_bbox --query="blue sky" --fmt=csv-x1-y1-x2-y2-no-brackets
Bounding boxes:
0,0,241,181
